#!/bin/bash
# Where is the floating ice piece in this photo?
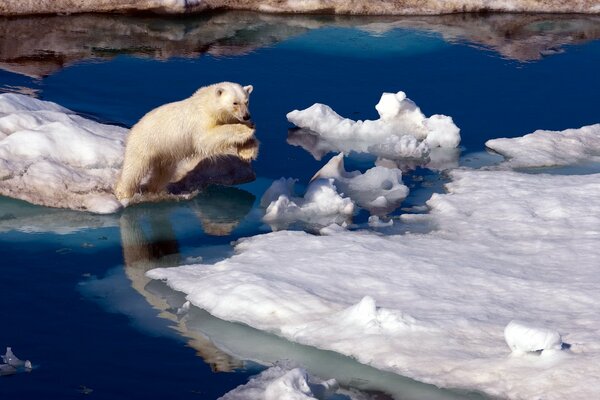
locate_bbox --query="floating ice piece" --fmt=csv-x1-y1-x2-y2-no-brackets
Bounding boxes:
286,91,460,162
1,347,32,376
312,153,408,214
504,320,563,354
485,123,600,169
219,365,349,400
261,177,354,230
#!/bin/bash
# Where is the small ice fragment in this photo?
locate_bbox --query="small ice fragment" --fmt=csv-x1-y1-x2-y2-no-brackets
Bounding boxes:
504,320,563,354
177,301,191,315
1,347,32,375
368,215,394,227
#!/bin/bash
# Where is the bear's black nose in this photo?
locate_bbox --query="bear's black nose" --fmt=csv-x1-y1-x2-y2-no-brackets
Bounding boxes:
243,113,251,121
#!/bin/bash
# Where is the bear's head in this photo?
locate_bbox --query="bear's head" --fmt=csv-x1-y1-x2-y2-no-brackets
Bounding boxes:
214,82,254,124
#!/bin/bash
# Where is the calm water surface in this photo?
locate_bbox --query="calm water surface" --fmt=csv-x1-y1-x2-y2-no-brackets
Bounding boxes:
1,11,599,399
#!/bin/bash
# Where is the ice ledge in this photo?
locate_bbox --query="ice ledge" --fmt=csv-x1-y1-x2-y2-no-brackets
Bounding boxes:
2,0,599,16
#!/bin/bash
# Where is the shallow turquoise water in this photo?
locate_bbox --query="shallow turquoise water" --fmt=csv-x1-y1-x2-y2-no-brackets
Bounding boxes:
0,12,599,399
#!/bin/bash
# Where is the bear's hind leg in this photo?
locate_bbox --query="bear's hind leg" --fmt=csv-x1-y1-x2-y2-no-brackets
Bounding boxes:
145,162,176,194
115,158,150,201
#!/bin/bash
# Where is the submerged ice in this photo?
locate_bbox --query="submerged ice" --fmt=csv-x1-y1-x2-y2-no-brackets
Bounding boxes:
1,347,32,376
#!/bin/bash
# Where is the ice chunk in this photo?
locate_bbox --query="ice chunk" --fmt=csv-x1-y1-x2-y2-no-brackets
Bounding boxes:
262,178,354,230
485,123,600,168
219,365,350,400
1,347,32,375
286,91,460,162
504,320,563,354
312,153,408,214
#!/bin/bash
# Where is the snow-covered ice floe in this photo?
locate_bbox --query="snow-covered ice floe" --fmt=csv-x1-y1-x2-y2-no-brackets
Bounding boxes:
0,93,125,214
0,93,255,213
2,0,599,16
149,137,600,398
486,123,600,169
287,91,460,163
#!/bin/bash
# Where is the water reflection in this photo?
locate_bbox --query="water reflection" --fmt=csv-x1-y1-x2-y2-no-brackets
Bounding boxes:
288,127,461,172
1,12,599,78
118,186,255,371
113,185,485,399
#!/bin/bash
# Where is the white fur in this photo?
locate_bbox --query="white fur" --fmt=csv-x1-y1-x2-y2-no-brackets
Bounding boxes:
114,82,258,200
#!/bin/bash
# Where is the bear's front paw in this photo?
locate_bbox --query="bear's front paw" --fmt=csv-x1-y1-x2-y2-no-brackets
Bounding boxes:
237,138,259,162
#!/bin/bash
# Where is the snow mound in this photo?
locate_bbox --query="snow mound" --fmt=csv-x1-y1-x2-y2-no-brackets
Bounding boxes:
261,177,354,230
504,320,563,354
149,162,600,399
312,153,408,214
286,91,460,161
485,123,600,168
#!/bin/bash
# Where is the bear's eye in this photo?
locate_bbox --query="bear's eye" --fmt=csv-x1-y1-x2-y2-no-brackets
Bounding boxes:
233,102,239,106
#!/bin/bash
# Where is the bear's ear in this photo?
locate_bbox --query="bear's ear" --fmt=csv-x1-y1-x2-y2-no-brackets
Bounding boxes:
216,87,224,96
243,85,253,95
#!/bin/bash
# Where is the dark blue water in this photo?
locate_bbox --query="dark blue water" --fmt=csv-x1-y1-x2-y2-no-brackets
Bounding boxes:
1,12,599,399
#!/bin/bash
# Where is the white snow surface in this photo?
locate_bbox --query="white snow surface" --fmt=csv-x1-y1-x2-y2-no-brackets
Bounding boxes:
0,93,125,213
261,177,354,230
312,153,408,214
485,123,600,168
219,365,372,400
149,164,600,399
286,91,460,161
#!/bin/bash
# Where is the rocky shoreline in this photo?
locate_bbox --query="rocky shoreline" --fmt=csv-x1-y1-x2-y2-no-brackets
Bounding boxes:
1,0,599,17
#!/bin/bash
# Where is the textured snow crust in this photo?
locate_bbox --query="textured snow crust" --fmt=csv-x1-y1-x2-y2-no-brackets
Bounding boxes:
486,123,600,169
0,93,125,213
150,163,600,399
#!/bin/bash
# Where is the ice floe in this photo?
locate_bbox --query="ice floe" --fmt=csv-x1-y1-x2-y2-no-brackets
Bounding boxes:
261,177,354,230
0,93,125,213
287,91,460,163
486,123,600,169
0,94,255,213
149,152,600,398
2,0,599,16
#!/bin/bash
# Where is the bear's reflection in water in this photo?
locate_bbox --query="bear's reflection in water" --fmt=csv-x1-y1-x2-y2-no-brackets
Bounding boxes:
119,185,255,372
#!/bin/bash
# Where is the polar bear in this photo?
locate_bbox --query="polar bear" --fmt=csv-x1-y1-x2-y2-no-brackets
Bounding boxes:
114,82,258,201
